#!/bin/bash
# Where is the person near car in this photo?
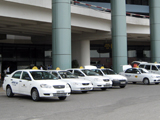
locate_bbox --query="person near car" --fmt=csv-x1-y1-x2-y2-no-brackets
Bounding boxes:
6,66,10,74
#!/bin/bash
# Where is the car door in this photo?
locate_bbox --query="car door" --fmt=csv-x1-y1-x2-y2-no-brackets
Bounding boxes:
150,65,159,74
19,71,32,95
130,68,142,82
10,71,22,93
145,65,151,72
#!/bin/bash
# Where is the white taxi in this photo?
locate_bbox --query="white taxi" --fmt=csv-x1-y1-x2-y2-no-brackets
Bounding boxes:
48,70,93,93
66,68,112,90
119,66,160,85
3,69,71,101
91,68,128,88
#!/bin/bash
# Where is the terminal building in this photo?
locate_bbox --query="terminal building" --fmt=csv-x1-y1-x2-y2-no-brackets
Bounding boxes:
0,0,159,75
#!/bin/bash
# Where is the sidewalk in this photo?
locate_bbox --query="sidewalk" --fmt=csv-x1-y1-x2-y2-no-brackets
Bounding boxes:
0,86,4,92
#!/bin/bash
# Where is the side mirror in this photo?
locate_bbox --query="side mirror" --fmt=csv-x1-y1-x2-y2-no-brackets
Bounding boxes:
137,72,140,74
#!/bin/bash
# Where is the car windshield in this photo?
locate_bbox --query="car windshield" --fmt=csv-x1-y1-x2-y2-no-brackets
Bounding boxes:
90,69,103,76
139,68,149,73
156,65,160,70
81,69,99,76
30,71,57,80
58,71,78,79
101,69,116,75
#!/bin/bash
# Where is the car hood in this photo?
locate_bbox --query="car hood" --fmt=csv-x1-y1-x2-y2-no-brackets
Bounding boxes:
61,78,91,83
103,74,127,80
86,76,110,79
35,80,67,85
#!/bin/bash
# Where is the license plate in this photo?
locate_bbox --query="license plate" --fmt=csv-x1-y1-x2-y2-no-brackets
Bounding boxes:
121,82,126,84
57,90,64,93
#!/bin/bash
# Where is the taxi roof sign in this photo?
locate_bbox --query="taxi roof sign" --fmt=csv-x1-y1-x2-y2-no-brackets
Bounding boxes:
56,67,60,70
100,66,104,69
32,66,38,70
80,66,83,69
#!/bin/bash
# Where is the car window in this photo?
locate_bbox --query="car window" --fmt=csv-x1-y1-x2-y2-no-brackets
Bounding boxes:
91,69,103,76
67,70,73,73
145,65,150,70
81,69,99,76
22,72,31,80
139,68,148,73
30,71,57,80
52,72,59,78
12,71,22,79
74,70,84,76
58,71,78,78
139,64,145,68
152,65,158,71
156,65,160,70
132,69,139,74
125,68,132,73
102,69,116,75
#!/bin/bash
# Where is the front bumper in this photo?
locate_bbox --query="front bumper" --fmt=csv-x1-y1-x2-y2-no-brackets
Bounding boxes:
38,88,71,97
112,80,127,86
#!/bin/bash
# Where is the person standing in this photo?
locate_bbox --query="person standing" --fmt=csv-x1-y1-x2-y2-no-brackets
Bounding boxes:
40,65,43,70
6,66,10,74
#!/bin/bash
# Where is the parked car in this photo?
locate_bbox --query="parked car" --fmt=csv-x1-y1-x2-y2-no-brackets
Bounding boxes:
66,68,112,90
88,67,128,88
138,62,160,74
48,70,93,93
119,65,160,85
3,69,71,101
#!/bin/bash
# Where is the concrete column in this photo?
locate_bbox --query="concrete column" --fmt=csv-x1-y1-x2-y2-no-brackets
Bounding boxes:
52,0,71,70
72,40,90,67
149,0,160,63
111,0,127,73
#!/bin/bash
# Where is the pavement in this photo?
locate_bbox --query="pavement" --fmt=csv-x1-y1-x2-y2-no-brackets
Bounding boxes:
0,86,4,92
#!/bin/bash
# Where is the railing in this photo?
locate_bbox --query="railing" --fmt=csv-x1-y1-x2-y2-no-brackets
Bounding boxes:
70,0,149,18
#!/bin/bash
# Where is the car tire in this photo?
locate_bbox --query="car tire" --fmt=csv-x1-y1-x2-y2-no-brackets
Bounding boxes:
133,82,136,84
68,84,73,93
120,86,125,88
155,83,159,85
143,78,150,85
81,91,88,93
6,86,14,97
31,89,40,101
58,96,67,100
101,88,107,90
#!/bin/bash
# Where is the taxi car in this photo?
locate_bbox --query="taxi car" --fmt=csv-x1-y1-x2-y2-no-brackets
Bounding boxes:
90,67,127,88
48,70,93,93
66,68,112,90
119,66,160,85
2,69,71,101
138,62,160,74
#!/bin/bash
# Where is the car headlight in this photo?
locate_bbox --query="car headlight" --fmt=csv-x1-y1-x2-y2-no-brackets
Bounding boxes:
40,84,52,88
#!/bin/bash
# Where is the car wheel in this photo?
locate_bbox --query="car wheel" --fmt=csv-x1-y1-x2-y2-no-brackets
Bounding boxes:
155,83,159,85
58,96,67,100
68,84,73,93
81,91,88,93
101,88,107,90
6,86,14,97
120,86,125,88
143,78,150,85
31,89,40,101
133,82,136,84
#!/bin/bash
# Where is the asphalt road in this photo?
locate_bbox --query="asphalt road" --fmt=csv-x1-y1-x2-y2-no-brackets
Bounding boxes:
1,83,160,120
